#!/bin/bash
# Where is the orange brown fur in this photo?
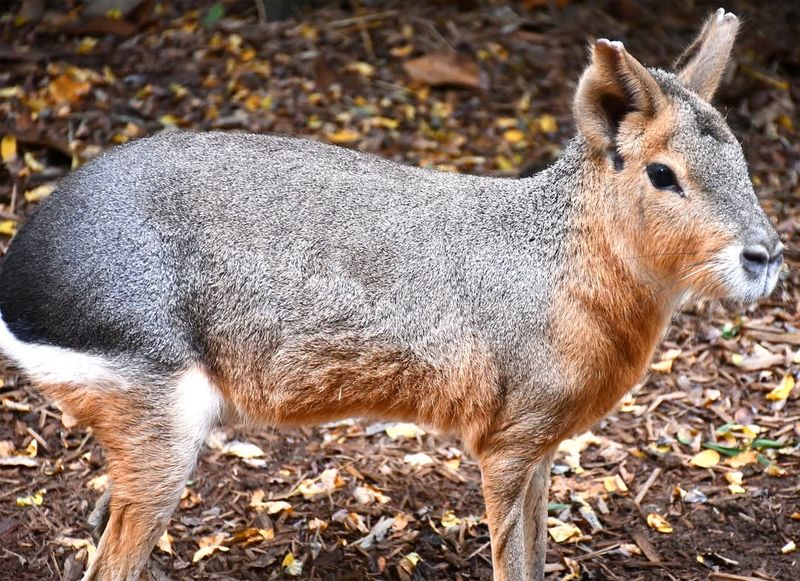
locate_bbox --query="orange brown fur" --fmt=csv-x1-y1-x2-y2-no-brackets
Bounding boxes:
205,336,501,454
552,104,734,439
40,382,191,580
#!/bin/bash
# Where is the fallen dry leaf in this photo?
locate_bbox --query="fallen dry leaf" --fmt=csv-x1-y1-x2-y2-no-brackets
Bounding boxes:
192,532,229,563
222,440,264,459
689,449,720,468
766,374,795,401
403,52,483,89
403,452,434,466
1,134,17,163
646,513,673,534
282,551,303,576
296,468,345,500
48,74,92,104
547,518,583,543
384,422,425,440
156,531,173,555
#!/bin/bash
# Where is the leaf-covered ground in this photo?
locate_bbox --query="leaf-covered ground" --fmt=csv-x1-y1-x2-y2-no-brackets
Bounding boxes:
1,1,799,579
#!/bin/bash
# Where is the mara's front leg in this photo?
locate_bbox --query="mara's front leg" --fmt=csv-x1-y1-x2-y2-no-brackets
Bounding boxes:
479,450,553,581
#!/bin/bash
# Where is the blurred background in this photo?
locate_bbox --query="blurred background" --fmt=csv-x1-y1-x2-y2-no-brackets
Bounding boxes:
0,1,798,579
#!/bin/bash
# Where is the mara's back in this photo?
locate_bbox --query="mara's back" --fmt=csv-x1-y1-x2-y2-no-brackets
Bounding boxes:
0,131,570,376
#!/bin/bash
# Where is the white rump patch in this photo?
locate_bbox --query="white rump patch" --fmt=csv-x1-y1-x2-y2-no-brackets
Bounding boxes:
0,313,123,388
173,367,223,449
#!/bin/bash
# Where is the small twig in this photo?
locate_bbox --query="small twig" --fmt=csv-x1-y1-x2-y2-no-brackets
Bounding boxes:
254,0,266,23
26,426,49,452
709,574,772,581
571,543,621,562
466,540,491,560
634,467,661,505
324,10,398,29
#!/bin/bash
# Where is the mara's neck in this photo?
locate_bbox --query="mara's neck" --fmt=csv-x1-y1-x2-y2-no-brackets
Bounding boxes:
545,137,681,434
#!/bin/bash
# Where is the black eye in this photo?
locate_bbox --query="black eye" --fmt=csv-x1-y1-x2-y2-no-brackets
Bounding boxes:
646,163,683,195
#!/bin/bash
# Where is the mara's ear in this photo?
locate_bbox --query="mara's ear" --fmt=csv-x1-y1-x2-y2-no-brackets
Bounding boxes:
574,39,665,157
674,8,739,101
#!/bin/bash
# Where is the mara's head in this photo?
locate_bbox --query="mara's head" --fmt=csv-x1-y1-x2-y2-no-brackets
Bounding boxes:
573,9,782,303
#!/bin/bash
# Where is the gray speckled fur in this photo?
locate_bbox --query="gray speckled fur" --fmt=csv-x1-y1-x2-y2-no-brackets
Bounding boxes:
651,69,775,245
0,129,579,388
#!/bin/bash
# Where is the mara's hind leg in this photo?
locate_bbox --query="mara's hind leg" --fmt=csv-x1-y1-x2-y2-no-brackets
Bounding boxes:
80,367,221,581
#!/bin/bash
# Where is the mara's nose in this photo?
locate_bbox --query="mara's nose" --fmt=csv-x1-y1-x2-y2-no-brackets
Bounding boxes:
740,240,783,277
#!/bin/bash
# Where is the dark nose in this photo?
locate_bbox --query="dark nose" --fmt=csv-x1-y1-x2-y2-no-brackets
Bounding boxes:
740,241,783,277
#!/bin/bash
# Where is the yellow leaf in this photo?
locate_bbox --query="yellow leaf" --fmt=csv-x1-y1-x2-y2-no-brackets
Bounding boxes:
652,348,682,372
23,152,45,173
159,114,179,126
492,155,512,171
724,471,745,494
503,129,525,144
495,117,518,129
766,374,795,401
650,359,674,373
156,531,173,555
0,220,17,237
537,114,557,133
25,184,56,203
76,37,98,55
602,474,629,493
402,552,421,568
282,552,303,576
346,61,375,77
728,483,746,494
646,513,673,534
192,533,229,562
326,128,361,144
444,457,461,471
16,489,45,507
48,74,91,104
440,510,461,529
547,518,582,543
370,116,400,130
765,464,787,477
21,439,37,458
726,450,758,468
385,422,425,440
0,86,20,98
1,134,17,163
689,449,720,468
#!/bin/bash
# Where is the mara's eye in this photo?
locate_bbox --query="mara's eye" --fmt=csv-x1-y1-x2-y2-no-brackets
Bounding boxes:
646,163,683,195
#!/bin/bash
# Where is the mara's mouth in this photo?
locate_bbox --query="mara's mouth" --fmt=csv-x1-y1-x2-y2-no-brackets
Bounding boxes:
690,244,783,303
